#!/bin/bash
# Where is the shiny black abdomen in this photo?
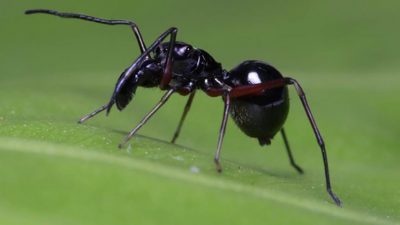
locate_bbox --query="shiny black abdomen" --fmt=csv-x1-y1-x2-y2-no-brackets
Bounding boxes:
226,60,289,145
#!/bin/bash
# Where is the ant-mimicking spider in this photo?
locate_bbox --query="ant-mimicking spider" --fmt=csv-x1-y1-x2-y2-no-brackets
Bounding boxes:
25,9,341,206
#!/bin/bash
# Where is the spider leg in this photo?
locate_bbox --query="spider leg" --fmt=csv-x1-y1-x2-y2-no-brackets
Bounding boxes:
281,127,304,174
285,77,341,207
118,89,175,148
171,91,196,144
25,9,147,53
78,102,112,124
204,78,341,206
214,92,231,172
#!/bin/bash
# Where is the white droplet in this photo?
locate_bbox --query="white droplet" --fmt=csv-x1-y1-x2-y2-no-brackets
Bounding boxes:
190,166,200,173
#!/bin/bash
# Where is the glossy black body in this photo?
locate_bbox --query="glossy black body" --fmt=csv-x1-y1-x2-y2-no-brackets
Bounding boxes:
25,9,342,206
116,42,288,145
226,61,289,145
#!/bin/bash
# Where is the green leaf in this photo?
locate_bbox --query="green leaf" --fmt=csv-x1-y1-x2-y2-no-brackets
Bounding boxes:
1,1,400,225
1,71,399,225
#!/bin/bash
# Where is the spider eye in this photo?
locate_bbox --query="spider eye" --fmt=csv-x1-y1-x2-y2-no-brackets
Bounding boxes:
185,46,193,53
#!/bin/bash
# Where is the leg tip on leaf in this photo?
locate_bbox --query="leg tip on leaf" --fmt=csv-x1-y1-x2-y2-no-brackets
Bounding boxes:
328,190,342,207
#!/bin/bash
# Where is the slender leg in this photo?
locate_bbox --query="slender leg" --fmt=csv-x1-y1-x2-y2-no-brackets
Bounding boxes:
78,103,112,124
118,89,175,148
214,93,231,173
27,9,178,87
281,128,304,174
78,69,129,123
171,91,196,144
25,9,147,53
285,77,341,207
159,29,178,89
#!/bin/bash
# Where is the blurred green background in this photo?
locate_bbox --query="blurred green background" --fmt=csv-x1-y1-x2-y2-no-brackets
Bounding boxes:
0,1,399,225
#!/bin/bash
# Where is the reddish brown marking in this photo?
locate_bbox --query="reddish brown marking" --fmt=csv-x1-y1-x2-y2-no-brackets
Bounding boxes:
177,87,192,96
205,79,286,97
230,79,286,97
204,88,224,97
160,62,173,90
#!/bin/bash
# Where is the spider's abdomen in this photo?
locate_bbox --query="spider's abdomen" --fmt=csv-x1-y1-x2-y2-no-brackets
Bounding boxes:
227,60,289,145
